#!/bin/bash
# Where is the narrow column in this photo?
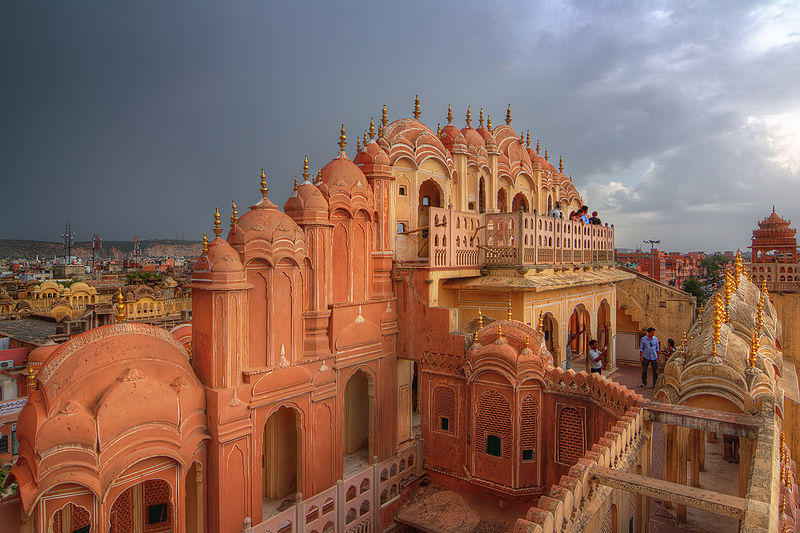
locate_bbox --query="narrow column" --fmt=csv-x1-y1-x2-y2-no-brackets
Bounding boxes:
676,426,689,522
690,429,701,488
738,437,753,498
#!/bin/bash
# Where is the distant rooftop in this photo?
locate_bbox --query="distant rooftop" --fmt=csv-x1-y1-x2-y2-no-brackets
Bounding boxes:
0,318,59,346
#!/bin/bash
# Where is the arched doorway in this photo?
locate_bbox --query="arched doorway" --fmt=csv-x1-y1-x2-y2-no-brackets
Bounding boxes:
597,299,612,367
109,479,172,533
185,462,202,533
263,406,302,512
511,192,529,213
497,188,507,213
567,305,590,370
49,503,91,533
542,313,559,365
418,179,443,258
478,177,486,214
344,369,374,475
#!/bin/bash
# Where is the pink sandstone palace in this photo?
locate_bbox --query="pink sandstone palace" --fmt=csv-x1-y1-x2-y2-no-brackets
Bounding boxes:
3,99,797,532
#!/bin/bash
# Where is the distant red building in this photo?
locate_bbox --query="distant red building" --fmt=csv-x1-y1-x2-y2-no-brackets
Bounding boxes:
616,249,704,287
748,207,800,291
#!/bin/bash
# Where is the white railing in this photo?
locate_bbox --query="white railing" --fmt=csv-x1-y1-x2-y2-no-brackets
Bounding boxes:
244,441,422,533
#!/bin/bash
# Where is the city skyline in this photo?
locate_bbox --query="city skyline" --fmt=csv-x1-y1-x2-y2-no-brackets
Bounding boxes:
2,1,799,251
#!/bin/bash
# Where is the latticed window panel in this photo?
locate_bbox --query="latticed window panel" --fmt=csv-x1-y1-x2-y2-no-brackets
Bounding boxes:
475,390,512,459
110,489,133,533
520,394,538,449
144,479,171,531
433,386,456,433
556,405,585,465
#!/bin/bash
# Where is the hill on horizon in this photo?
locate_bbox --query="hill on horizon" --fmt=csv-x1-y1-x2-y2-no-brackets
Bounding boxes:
0,239,202,260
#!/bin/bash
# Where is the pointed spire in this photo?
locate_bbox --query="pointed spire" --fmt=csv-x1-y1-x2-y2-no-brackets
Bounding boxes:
749,328,758,368
536,139,540,153
487,115,493,130
473,329,479,343
202,232,208,255
756,293,764,331
302,155,310,181
369,116,375,140
545,149,549,161
479,108,484,127
525,335,530,350
338,124,347,152
363,131,368,149
413,95,421,120
507,297,512,320
680,331,687,356
447,104,453,124
559,156,564,173
293,176,298,192
378,123,384,139
436,123,441,136
230,201,238,227
498,323,503,338
260,168,268,199
526,130,531,148
537,311,544,333
466,106,472,127
698,302,704,327
357,137,362,152
505,104,512,125
478,308,483,329
213,208,222,238
520,131,524,143
382,104,388,129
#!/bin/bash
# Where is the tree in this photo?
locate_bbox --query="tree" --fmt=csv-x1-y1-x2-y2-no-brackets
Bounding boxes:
700,252,729,286
682,276,706,306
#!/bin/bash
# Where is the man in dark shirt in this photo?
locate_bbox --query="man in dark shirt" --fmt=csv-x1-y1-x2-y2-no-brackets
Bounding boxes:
589,211,601,225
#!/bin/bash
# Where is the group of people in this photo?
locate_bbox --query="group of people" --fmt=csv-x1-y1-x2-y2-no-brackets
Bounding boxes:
547,202,602,225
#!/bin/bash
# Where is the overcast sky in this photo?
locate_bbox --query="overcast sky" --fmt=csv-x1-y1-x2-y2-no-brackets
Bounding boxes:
2,1,799,251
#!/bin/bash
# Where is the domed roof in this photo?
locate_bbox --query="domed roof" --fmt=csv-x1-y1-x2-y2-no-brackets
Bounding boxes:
439,124,466,153
476,125,497,149
384,119,451,154
285,179,329,223
191,236,246,286
460,127,486,150
318,152,372,196
11,324,207,513
28,342,58,364
465,320,554,383
354,141,390,167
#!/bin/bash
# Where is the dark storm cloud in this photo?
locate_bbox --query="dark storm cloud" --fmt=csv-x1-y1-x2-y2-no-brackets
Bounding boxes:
1,1,798,251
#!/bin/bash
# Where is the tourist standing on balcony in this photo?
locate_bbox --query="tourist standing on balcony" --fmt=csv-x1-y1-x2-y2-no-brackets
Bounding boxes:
579,206,590,224
565,326,586,370
588,339,607,374
640,327,660,387
548,202,562,218
589,211,602,225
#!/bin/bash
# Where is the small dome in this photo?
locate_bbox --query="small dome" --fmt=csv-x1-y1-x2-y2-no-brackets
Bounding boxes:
354,142,390,166
318,152,373,199
476,125,497,149
285,181,329,222
440,124,466,153
236,196,305,243
460,127,486,150
206,238,244,273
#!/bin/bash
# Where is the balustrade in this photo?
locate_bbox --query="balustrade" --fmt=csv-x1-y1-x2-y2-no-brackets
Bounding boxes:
420,208,614,269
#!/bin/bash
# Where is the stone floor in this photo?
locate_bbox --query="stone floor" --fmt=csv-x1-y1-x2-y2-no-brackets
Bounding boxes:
343,449,370,478
609,365,741,533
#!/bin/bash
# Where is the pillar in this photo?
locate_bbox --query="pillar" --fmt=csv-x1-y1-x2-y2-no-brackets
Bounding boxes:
676,426,689,522
739,436,754,498
690,429,702,488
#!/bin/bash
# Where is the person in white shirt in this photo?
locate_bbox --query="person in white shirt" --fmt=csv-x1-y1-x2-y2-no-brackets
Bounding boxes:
588,339,606,374
548,201,562,218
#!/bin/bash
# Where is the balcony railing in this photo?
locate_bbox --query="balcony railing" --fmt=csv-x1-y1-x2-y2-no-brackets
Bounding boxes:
419,208,614,269
244,441,422,533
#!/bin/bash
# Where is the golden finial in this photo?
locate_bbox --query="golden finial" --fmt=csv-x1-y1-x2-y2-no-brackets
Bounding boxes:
382,104,388,129
498,323,503,338
781,493,786,515
545,149,549,161
466,106,471,127
436,123,441,136
27,364,36,391
536,139,540,153
749,328,758,367
293,176,298,192
526,130,531,148
487,115,493,130
338,124,347,152
213,208,222,238
757,295,764,331
698,302,703,326
479,108,484,127
478,308,483,329
116,288,126,323
230,201,238,227
315,169,322,184
680,331,687,356
520,131,524,143
525,335,530,350
734,249,743,282
357,137,362,152
447,104,453,124
781,431,786,455
537,311,544,333
413,95,421,120
202,232,208,255
473,329,478,343
713,281,717,294
507,297,512,320
369,116,375,140
559,156,564,173
363,131,368,148
378,123,384,139
505,104,511,125
260,168,268,199
784,461,791,487
302,155,310,181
